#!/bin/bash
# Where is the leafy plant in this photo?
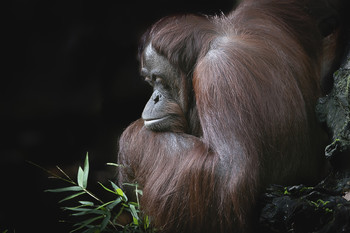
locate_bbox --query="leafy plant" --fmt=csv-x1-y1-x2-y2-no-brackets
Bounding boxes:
42,153,155,233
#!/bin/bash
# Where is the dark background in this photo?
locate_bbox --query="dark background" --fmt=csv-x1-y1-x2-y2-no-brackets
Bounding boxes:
2,0,235,232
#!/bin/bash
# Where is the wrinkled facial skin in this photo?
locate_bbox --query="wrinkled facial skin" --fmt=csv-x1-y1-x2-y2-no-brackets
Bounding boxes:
140,45,187,132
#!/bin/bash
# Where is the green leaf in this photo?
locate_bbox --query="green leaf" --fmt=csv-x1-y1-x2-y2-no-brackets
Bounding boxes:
70,215,104,232
64,207,92,212
109,181,128,201
129,204,139,226
45,186,83,193
77,166,84,188
83,152,89,188
132,216,139,226
95,198,121,211
79,201,94,206
110,181,121,193
106,198,122,210
100,211,111,230
59,191,85,203
122,182,138,187
128,201,139,206
98,182,117,195
116,187,128,202
116,187,124,196
129,204,138,216
106,162,123,167
136,189,143,196
144,215,150,230
69,208,106,216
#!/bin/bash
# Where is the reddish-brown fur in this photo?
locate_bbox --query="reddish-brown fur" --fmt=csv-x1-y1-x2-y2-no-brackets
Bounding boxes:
118,0,343,232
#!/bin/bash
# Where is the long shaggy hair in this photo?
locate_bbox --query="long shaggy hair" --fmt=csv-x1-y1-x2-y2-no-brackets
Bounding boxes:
117,0,340,232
